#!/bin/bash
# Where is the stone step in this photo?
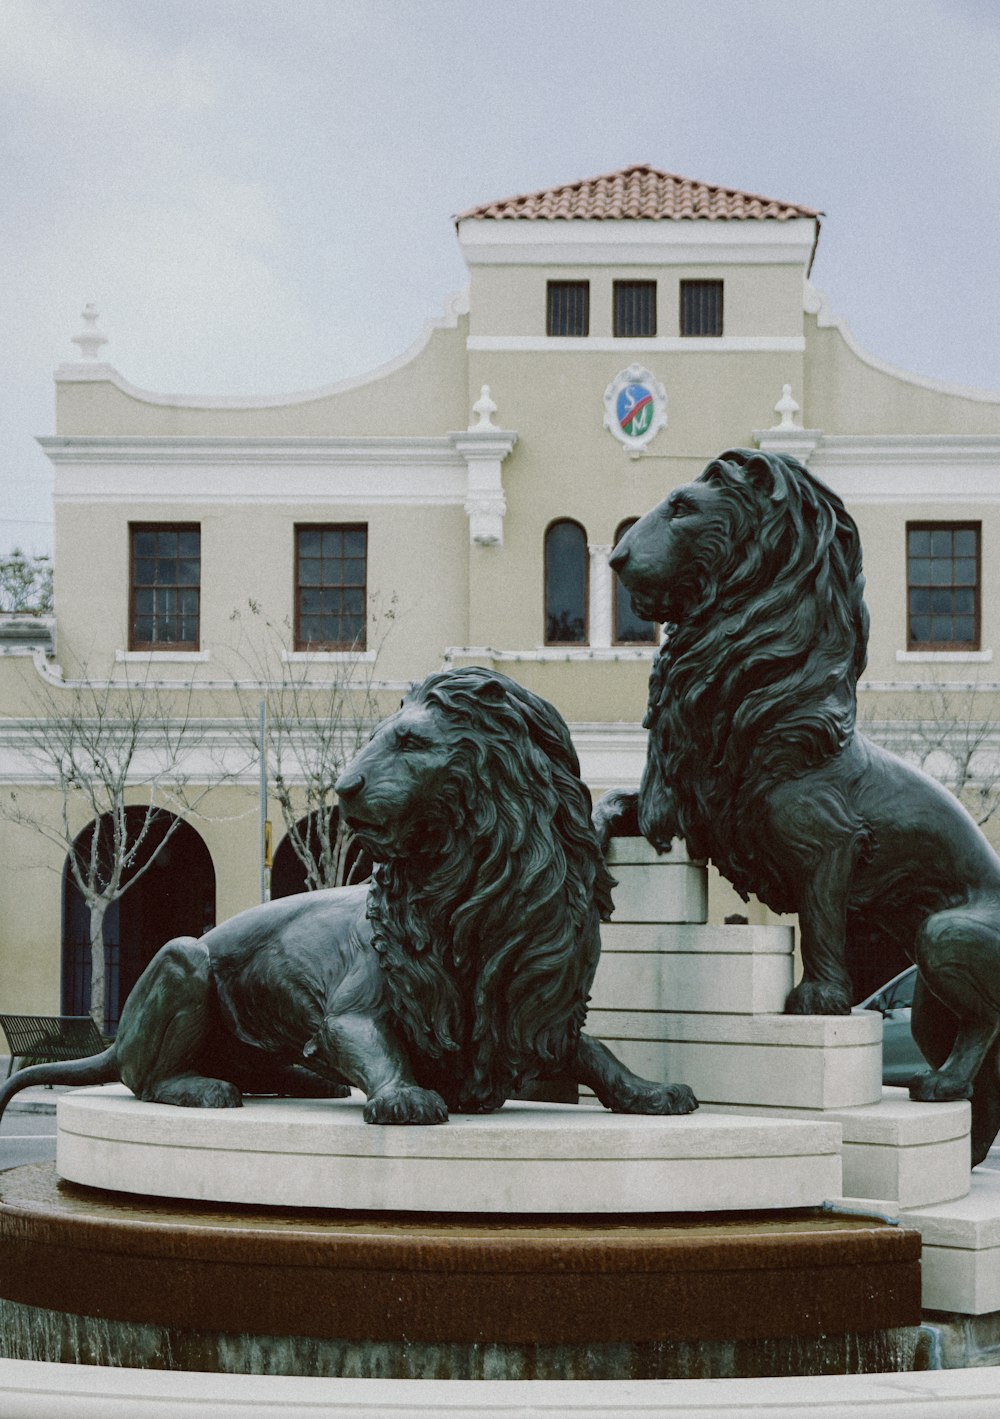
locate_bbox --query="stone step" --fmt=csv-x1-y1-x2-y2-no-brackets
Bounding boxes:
586,1010,882,1110
707,1088,970,1209
903,1165,1000,1314
596,923,794,1015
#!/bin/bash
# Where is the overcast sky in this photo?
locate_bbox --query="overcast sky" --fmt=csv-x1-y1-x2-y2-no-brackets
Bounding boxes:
2,0,998,554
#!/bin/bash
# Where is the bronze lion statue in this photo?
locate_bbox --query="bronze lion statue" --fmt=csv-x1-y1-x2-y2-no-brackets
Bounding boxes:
595,448,1000,1164
0,667,696,1127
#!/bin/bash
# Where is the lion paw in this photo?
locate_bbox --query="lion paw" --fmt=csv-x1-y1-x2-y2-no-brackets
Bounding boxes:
909,1070,974,1103
615,1082,699,1116
149,1075,243,1109
363,1083,449,1125
785,981,852,1016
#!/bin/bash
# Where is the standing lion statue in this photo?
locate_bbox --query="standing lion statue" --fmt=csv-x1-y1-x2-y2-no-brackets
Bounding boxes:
0,667,696,1127
595,448,1000,1164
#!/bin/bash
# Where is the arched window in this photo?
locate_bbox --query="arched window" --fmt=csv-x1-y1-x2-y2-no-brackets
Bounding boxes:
544,519,588,645
613,519,659,645
62,811,215,1034
271,809,372,899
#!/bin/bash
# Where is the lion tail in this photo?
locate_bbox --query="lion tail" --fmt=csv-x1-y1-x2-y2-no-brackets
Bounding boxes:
972,1039,1000,1167
0,1046,119,1131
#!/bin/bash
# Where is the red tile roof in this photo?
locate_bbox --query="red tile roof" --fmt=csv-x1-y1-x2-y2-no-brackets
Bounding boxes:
455,165,821,223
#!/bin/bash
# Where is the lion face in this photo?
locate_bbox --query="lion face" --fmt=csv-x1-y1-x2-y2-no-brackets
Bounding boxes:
610,477,740,623
335,702,454,861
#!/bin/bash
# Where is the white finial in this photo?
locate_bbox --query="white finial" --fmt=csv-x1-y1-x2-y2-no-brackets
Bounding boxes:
71,303,108,361
470,384,498,430
773,383,801,430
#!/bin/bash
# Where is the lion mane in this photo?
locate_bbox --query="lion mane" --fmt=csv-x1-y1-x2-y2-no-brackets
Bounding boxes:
639,448,870,911
366,667,616,1112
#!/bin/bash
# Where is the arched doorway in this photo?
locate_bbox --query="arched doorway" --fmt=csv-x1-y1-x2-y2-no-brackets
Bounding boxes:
271,809,371,899
61,810,215,1033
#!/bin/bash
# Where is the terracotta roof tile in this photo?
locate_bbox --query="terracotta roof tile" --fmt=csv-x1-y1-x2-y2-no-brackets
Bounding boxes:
455,165,821,223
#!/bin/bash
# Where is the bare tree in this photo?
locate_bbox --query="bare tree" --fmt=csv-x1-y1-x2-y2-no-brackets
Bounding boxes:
227,595,399,893
1,664,247,1029
860,675,1000,828
0,549,53,614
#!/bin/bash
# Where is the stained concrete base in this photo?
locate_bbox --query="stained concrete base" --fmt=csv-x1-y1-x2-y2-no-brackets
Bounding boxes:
56,1087,842,1213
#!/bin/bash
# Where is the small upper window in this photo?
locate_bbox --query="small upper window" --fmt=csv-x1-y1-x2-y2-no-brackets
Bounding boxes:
547,281,590,337
907,523,980,649
129,524,200,650
545,520,588,645
680,279,724,337
296,524,367,651
613,281,657,338
613,520,658,644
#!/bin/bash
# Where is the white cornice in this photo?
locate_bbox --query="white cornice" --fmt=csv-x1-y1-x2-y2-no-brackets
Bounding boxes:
458,218,817,268
42,431,519,535
468,336,805,354
53,290,470,409
805,281,1000,406
443,645,656,664
39,436,468,466
815,435,1000,466
809,435,1000,504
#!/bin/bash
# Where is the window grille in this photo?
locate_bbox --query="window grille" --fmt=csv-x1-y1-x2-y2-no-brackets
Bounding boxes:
129,524,200,650
906,523,980,649
546,281,590,337
613,281,657,338
680,279,724,337
295,525,368,651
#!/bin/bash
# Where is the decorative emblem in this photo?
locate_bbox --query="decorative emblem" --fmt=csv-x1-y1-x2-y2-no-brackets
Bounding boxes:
603,365,667,451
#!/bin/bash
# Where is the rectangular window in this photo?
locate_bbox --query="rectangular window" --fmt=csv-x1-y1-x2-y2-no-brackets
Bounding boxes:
680,279,724,337
613,280,657,338
295,524,367,651
129,524,200,650
546,281,590,337
907,523,980,649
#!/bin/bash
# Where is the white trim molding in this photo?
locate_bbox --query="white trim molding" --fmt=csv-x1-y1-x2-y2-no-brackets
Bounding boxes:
282,649,377,665
53,290,470,409
808,435,1000,504
443,645,656,664
896,650,993,665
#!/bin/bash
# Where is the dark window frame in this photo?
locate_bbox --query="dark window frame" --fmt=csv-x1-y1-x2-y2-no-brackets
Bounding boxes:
906,521,981,651
128,522,201,652
546,280,590,337
544,518,589,647
680,279,724,337
612,519,659,646
294,523,368,652
613,280,657,338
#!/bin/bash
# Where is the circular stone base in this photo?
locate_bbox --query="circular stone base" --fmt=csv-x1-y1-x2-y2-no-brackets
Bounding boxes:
57,1087,841,1213
0,1163,922,1379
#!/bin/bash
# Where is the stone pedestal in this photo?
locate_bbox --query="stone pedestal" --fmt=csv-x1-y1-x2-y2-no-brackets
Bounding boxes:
589,838,981,1315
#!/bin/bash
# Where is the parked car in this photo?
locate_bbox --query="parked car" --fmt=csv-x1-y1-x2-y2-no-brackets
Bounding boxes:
854,965,929,1088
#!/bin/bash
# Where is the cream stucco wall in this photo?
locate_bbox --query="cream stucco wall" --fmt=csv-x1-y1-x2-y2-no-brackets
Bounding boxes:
6,206,1000,1019
467,262,804,340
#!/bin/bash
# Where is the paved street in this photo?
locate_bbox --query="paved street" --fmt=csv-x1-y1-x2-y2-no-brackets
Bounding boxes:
0,1108,57,1169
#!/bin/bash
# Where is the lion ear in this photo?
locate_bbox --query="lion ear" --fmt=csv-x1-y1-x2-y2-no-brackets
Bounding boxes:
479,677,508,703
743,452,789,504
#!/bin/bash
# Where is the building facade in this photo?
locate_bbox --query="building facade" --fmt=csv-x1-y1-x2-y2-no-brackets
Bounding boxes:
2,164,1000,1023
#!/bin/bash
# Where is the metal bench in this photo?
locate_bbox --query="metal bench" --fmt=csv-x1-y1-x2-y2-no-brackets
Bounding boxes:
0,1014,109,1079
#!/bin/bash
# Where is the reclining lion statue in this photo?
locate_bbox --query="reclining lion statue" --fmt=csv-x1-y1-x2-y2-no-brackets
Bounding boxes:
0,667,696,1127
595,447,1000,1164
